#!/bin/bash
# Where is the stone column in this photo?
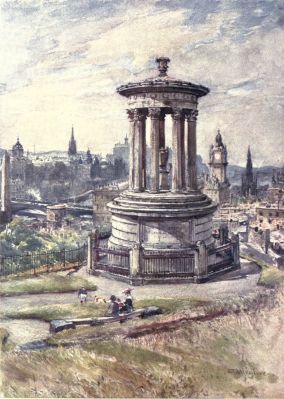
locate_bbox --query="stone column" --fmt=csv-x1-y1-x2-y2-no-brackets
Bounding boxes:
88,229,99,272
185,110,198,191
1,151,11,217
196,240,208,277
171,109,184,192
142,115,147,189
149,108,161,192
159,113,165,148
133,109,146,192
159,112,169,190
181,114,186,190
231,233,240,266
127,109,135,191
87,233,93,273
130,243,140,276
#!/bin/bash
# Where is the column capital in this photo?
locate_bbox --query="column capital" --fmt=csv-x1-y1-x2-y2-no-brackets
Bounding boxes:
185,109,198,122
171,108,184,120
148,107,161,119
126,109,135,120
133,109,147,122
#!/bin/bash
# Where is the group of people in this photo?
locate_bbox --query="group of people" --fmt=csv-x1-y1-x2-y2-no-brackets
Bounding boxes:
77,286,134,318
107,288,134,317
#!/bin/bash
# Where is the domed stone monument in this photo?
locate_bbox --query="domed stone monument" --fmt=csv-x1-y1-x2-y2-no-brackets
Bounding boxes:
101,57,239,283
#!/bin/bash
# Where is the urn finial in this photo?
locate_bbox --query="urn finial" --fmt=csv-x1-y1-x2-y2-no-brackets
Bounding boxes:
156,57,170,77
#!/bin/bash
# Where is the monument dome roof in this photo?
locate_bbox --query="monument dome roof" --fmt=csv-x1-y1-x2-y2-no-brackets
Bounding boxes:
117,57,209,98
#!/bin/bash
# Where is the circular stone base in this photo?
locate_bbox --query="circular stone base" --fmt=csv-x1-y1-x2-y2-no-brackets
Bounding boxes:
107,190,217,250
108,190,217,218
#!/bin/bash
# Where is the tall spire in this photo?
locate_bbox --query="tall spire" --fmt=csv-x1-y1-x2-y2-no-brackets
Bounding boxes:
246,146,253,179
68,125,77,156
86,148,92,164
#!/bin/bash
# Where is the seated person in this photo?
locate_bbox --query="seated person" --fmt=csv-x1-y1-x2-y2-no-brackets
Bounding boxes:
122,288,134,313
106,295,120,317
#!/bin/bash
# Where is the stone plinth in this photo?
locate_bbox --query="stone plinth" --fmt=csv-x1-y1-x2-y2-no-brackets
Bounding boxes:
108,190,216,251
103,57,239,282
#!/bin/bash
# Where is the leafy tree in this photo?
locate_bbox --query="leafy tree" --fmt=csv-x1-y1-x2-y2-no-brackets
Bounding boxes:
0,218,86,256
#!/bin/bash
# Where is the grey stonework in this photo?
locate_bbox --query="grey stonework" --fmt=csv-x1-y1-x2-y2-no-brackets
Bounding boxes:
91,57,241,283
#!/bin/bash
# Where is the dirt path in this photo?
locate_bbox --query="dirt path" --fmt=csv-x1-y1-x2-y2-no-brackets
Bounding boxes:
0,259,262,345
77,258,263,300
1,259,261,312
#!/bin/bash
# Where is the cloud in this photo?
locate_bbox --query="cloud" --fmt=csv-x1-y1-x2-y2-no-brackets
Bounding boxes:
0,0,283,166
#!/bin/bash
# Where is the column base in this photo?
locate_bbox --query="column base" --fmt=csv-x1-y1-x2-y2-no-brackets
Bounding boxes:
133,188,145,193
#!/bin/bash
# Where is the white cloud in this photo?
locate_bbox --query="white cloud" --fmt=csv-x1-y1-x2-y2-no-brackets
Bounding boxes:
0,0,283,166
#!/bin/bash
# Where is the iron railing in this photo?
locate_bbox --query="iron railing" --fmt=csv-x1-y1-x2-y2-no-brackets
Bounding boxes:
207,242,234,274
94,247,130,276
0,244,87,277
141,250,195,277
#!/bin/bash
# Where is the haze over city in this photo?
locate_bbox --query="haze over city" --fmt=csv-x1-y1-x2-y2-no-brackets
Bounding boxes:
0,0,283,166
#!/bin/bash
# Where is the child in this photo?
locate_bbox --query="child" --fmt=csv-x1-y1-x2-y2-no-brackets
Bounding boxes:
78,287,88,304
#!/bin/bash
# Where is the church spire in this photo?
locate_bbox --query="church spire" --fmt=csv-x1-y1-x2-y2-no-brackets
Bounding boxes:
68,125,77,156
246,146,253,179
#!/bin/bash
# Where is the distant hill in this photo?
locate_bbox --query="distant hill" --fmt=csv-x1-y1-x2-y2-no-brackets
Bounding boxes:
227,164,281,186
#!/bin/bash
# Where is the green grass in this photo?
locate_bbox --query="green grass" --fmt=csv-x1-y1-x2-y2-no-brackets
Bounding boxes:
4,297,209,322
240,252,271,269
258,267,284,287
84,340,169,364
241,252,284,288
2,307,280,398
0,274,97,296
5,302,106,321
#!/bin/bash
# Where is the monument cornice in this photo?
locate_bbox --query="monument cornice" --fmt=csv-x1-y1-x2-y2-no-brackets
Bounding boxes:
117,79,209,98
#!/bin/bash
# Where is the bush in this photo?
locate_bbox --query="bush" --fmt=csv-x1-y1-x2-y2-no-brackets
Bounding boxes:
0,218,86,256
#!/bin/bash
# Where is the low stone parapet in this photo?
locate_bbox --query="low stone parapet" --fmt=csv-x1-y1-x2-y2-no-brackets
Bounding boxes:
49,306,162,333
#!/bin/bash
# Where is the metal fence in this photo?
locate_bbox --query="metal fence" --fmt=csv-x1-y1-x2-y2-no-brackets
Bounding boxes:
94,247,130,276
141,250,195,278
0,244,87,277
207,243,234,274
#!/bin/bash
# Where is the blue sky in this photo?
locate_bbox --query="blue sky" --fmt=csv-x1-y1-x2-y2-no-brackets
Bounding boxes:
0,0,283,166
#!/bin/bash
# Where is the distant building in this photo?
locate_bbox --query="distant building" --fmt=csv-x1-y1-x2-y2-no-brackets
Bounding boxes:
93,182,128,227
258,166,284,230
256,205,284,230
272,167,284,188
203,130,230,206
10,138,31,199
113,135,129,165
86,149,93,164
68,126,77,157
0,151,12,224
241,146,258,197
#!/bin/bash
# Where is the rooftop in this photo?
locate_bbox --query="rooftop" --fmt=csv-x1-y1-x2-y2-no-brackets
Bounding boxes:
117,57,209,98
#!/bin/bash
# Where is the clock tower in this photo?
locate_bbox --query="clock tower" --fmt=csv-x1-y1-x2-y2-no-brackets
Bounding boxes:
203,130,230,206
209,130,228,183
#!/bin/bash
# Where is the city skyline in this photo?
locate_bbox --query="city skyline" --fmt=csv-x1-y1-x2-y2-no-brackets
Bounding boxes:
0,0,284,166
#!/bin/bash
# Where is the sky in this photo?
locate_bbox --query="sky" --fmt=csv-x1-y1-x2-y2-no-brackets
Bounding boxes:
0,0,283,166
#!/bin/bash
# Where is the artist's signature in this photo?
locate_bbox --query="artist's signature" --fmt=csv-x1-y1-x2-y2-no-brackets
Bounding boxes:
228,368,277,382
